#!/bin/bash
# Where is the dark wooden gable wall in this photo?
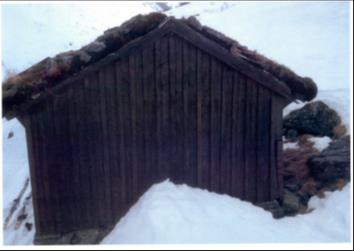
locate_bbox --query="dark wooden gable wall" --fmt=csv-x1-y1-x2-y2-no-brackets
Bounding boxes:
23,33,285,238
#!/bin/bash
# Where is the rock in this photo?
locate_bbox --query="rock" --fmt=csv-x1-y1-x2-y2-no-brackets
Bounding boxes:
70,233,81,244
35,227,113,245
285,129,298,141
202,26,235,49
334,178,348,190
7,131,14,139
297,191,311,206
283,101,341,138
282,135,319,181
96,12,166,58
320,178,348,192
184,16,202,30
297,178,318,205
17,213,27,222
256,200,285,219
119,12,166,36
81,41,107,63
82,41,106,54
79,51,92,64
55,51,82,75
299,178,318,197
307,135,350,186
282,189,301,215
284,178,302,192
25,222,33,231
332,124,347,139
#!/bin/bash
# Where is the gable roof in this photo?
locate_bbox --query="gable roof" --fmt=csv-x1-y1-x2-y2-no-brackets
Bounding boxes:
2,12,317,119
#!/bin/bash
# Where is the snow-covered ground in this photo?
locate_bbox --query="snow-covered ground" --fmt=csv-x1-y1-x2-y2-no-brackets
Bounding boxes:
2,1,352,245
102,180,351,244
167,1,350,91
1,2,153,78
309,136,332,152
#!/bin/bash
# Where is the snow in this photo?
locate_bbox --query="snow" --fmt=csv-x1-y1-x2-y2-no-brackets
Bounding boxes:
3,189,35,246
1,2,152,79
283,141,299,150
168,1,350,91
2,119,29,212
309,136,332,152
1,1,351,245
102,180,351,244
2,118,34,245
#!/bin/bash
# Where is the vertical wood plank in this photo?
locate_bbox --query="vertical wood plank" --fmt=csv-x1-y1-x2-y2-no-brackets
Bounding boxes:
115,60,127,215
23,116,42,234
182,40,198,187
84,75,100,228
210,58,222,192
128,54,139,200
244,79,258,202
100,66,115,225
196,49,202,187
137,50,146,196
27,115,45,234
256,87,271,202
155,39,163,181
51,98,69,233
169,35,184,183
65,85,84,230
168,35,179,181
79,78,95,228
104,63,120,224
63,87,78,232
93,71,107,228
271,95,284,199
158,36,170,180
98,68,110,227
74,80,92,229
120,56,133,210
34,112,48,233
219,67,233,195
231,73,245,199
152,44,159,186
36,107,57,234
197,50,211,189
142,45,156,189
270,96,279,199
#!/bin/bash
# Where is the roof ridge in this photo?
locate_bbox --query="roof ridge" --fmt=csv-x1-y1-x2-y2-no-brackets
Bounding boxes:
2,12,317,118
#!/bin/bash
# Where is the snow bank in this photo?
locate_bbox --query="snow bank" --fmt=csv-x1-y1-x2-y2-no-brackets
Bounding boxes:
1,3,152,79
102,180,351,244
3,189,35,246
283,141,299,150
309,136,332,152
2,119,35,245
169,1,350,91
2,119,30,212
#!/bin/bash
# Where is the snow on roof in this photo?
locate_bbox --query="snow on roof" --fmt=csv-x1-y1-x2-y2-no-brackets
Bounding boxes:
2,12,317,118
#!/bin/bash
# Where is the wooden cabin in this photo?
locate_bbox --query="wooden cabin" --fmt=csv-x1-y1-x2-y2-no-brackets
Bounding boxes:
2,13,317,244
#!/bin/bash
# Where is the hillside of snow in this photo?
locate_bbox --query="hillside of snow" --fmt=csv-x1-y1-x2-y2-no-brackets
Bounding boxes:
168,1,350,91
2,1,351,245
102,180,351,244
1,2,153,78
